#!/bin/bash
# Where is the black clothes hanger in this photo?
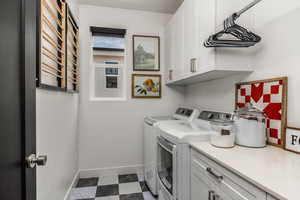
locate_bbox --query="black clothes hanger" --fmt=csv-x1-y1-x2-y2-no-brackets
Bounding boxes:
204,0,262,48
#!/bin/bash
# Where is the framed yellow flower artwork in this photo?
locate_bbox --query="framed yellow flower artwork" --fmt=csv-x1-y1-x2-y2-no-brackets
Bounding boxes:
132,74,161,98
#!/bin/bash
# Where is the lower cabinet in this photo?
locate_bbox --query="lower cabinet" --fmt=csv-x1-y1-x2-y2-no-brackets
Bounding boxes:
191,148,268,200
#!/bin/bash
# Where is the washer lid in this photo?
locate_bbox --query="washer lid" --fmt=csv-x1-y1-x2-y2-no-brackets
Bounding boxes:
144,116,178,126
158,121,214,143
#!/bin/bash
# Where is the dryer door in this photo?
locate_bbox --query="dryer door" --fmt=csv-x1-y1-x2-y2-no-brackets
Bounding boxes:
157,136,176,196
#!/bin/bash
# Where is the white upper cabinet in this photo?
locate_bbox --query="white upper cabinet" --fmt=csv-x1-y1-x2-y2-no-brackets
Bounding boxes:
165,0,254,86
165,3,185,81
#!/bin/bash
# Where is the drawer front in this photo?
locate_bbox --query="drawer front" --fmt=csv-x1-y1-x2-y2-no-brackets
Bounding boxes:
191,148,266,200
191,161,232,200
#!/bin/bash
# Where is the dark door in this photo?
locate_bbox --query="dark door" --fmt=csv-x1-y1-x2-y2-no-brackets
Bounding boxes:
0,0,37,199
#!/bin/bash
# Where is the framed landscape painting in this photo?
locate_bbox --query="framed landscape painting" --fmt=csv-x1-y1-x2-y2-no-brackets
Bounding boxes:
133,35,160,71
132,74,161,98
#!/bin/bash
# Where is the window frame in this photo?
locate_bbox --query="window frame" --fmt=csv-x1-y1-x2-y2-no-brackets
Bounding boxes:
89,32,127,102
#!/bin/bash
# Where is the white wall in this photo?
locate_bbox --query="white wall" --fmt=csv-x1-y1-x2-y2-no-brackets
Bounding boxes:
185,1,300,127
78,5,185,170
36,1,80,200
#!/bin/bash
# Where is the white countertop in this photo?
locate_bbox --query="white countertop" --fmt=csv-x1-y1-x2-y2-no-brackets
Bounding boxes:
189,142,300,200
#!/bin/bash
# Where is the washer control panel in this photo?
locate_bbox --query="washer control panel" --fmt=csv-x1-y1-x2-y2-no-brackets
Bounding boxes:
173,107,200,121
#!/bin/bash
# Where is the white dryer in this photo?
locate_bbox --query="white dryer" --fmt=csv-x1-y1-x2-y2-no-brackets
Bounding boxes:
143,107,199,196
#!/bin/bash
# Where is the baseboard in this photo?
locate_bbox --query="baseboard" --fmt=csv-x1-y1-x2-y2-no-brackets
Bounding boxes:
64,170,80,200
79,164,144,178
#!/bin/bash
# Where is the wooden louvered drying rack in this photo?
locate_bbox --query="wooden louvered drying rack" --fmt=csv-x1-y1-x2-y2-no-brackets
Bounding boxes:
36,0,80,93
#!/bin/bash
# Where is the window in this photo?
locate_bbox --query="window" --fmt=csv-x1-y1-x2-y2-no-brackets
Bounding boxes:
105,68,119,89
90,27,127,100
106,76,118,88
93,36,125,51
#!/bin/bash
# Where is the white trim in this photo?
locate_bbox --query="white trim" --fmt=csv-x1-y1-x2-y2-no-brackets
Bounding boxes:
90,97,127,102
63,170,80,200
94,64,124,68
79,164,144,178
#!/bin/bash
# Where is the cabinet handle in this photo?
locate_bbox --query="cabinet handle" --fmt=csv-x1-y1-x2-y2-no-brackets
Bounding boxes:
190,58,197,73
206,167,223,181
169,69,173,80
208,191,215,200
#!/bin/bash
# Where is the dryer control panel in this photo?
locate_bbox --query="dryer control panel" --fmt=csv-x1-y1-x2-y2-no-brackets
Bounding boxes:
198,111,233,122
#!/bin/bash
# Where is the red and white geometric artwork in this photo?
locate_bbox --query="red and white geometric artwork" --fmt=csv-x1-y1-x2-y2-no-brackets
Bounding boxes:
236,77,288,147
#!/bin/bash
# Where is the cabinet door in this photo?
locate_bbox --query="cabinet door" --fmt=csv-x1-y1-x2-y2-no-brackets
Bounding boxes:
198,0,216,71
191,170,214,200
165,20,174,81
184,0,199,75
172,3,185,80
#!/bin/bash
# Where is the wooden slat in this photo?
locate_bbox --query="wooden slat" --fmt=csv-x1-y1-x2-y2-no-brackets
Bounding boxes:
43,30,62,48
68,77,79,84
67,65,77,71
67,21,78,38
67,44,78,56
68,76,78,81
42,68,63,78
69,68,79,74
67,28,77,41
67,22,78,39
42,46,62,61
42,0,62,27
42,34,64,54
42,50,64,65
68,69,80,76
42,62,62,73
72,69,78,73
67,33,79,48
68,52,78,59
49,0,63,16
68,15,78,31
67,57,78,66
66,21,79,45
43,15,63,41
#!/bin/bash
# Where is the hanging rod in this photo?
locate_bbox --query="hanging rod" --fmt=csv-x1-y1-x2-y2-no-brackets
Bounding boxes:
235,0,262,19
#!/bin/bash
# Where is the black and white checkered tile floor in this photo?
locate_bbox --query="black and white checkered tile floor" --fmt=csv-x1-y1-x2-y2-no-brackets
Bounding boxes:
69,173,156,200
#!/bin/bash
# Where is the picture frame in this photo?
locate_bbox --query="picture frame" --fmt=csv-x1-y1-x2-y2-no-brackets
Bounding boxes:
285,127,300,154
235,77,288,148
132,74,161,98
133,35,160,71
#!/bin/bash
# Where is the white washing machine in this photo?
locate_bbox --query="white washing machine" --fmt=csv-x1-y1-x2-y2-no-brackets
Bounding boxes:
143,107,199,196
156,111,232,200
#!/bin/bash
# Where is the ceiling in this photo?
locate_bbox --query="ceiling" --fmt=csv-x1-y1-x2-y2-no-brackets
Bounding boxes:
79,0,184,14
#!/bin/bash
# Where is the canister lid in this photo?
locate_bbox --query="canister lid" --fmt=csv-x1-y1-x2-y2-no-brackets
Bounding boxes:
235,103,266,121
